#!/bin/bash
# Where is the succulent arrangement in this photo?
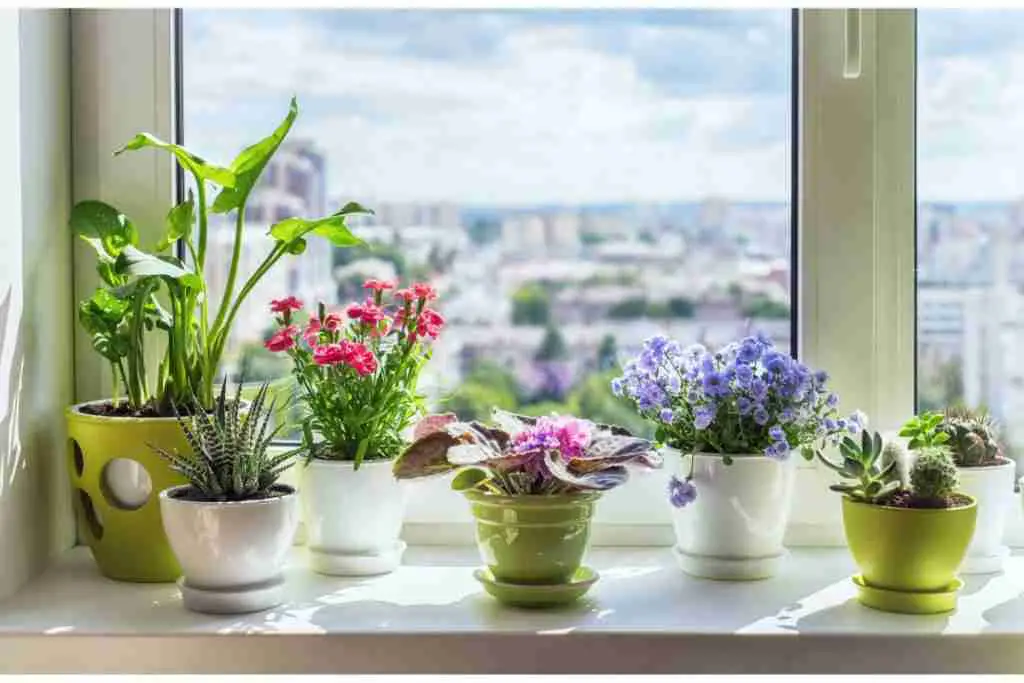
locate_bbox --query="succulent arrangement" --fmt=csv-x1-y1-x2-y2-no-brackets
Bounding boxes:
936,406,1004,467
819,429,965,509
818,430,902,504
152,380,297,501
393,410,662,495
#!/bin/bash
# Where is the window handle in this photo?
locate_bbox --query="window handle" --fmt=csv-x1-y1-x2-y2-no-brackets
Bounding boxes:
844,8,862,79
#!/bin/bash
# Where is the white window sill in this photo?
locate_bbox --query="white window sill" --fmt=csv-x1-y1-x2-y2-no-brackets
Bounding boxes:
2,546,1024,673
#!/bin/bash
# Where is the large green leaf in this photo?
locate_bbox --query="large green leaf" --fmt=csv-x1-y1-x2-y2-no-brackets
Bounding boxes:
268,202,371,248
157,192,195,252
114,246,202,289
211,97,299,214
114,133,236,188
71,200,139,258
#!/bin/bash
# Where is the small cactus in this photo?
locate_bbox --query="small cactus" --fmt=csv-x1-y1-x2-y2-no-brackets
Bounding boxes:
910,445,960,501
937,406,1003,467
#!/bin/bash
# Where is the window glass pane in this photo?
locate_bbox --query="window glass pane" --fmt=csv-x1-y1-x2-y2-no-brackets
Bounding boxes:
182,9,793,434
918,10,1023,461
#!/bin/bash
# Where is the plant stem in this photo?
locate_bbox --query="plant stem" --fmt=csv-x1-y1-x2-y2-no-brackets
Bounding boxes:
210,208,246,342
206,243,287,400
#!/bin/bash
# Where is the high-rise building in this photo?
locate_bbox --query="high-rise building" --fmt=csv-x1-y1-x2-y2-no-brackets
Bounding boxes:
246,139,333,305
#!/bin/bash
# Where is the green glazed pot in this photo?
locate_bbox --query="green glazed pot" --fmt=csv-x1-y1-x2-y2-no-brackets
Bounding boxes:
465,490,600,585
842,495,978,593
66,402,188,582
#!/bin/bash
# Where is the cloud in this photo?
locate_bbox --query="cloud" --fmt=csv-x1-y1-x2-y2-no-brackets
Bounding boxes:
918,13,1024,201
183,9,793,204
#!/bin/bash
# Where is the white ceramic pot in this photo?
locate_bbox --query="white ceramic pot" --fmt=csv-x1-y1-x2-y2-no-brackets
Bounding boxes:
670,452,796,580
159,484,299,614
300,458,407,576
957,459,1016,574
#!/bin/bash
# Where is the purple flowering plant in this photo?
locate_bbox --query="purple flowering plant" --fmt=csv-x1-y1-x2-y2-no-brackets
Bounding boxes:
613,333,865,508
393,409,662,495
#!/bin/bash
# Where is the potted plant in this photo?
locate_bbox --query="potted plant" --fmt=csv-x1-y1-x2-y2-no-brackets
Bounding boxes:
901,407,1013,574
154,381,299,614
820,430,977,614
393,410,661,607
264,280,443,576
67,97,368,581
613,334,862,580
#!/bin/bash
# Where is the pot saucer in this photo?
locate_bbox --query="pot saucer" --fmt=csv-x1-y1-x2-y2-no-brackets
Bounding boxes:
672,546,787,581
852,574,964,614
177,575,286,615
473,567,598,608
308,540,407,577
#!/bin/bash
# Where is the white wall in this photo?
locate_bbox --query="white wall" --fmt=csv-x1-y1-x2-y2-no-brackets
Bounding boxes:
0,9,76,600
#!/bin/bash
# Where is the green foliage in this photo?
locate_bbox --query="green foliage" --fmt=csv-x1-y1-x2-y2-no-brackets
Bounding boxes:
232,340,290,384
511,283,552,326
741,296,789,319
596,334,618,371
535,326,568,362
607,296,648,320
73,97,369,413
468,218,501,246
937,405,1003,467
910,445,960,501
152,380,296,501
607,296,695,320
442,362,520,421
898,411,951,450
818,429,902,503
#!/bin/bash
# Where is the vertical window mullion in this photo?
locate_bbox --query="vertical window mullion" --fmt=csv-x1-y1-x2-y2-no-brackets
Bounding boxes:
798,9,916,435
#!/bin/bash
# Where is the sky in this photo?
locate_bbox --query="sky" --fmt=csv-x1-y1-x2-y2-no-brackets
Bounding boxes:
183,9,1024,206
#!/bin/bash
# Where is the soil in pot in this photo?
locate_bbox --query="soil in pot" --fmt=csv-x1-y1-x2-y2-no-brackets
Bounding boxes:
168,484,294,503
883,492,973,509
79,399,240,419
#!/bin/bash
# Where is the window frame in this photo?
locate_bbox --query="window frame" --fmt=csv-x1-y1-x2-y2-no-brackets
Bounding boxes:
71,8,921,547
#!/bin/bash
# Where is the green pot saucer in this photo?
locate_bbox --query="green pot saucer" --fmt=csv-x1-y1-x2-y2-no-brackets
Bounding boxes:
474,566,599,608
852,574,963,614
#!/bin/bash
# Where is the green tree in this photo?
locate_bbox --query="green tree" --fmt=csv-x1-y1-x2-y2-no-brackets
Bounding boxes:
441,361,521,421
468,218,501,246
512,283,552,326
596,334,618,371
607,296,648,320
232,341,290,384
535,326,568,362
742,296,789,319
667,296,696,318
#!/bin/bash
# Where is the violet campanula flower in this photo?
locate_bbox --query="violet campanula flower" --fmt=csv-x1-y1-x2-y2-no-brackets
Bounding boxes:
668,475,697,508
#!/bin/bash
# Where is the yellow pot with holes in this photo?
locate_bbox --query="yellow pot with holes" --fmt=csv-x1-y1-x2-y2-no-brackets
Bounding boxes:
66,402,188,582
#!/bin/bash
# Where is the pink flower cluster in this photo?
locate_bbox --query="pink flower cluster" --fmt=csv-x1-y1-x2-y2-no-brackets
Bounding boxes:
511,416,594,461
313,340,378,376
263,279,445,378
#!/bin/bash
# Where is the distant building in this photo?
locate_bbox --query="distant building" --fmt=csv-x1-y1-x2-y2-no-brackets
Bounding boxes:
246,139,333,306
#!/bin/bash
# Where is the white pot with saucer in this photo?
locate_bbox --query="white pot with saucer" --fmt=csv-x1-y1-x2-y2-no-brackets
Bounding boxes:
670,452,796,580
160,483,299,614
300,458,407,575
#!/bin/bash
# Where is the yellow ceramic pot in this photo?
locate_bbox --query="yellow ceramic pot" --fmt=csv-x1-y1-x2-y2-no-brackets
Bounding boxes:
842,495,977,593
66,402,188,582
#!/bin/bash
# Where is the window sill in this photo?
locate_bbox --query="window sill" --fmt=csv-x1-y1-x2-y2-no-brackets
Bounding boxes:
2,546,1024,673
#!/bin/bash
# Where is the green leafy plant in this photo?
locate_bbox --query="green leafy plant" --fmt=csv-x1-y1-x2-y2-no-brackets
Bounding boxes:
817,429,902,503
73,97,370,415
898,411,950,450
936,405,1003,467
152,380,297,501
393,410,661,495
909,445,960,502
